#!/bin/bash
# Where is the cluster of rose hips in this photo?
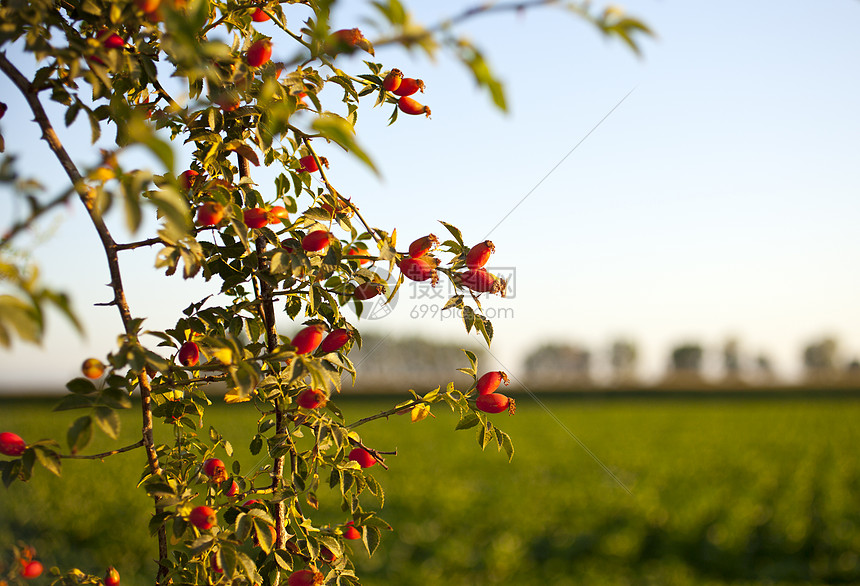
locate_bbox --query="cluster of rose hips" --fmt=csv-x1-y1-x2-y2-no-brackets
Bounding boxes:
398,234,505,296
382,68,431,117
474,371,516,415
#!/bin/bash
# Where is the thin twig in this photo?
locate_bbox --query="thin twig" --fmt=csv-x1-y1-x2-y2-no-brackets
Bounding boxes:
60,440,144,460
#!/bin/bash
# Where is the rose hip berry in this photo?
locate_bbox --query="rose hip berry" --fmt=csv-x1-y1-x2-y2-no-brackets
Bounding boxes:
397,96,431,117
400,256,438,282
292,325,325,354
457,268,502,294
393,77,424,97
320,328,351,353
465,240,495,270
476,393,516,415
178,341,200,367
244,207,269,229
203,458,227,481
251,7,270,21
196,202,224,227
343,521,361,540
82,358,106,379
476,371,509,395
246,39,272,67
353,282,383,300
302,230,331,252
21,561,43,579
347,247,369,265
101,32,125,49
382,69,402,92
407,234,438,258
105,566,120,586
268,205,289,224
0,432,26,456
189,505,217,530
210,553,223,574
297,388,327,409
348,447,375,468
299,155,327,173
287,569,324,586
179,169,199,190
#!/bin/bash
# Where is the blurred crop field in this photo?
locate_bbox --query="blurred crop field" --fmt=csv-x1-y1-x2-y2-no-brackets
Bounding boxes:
2,394,860,586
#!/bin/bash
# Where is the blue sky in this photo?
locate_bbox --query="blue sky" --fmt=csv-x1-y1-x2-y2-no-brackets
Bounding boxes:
1,0,859,390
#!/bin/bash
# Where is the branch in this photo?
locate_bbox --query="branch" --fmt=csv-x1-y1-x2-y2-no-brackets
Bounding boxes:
0,186,76,247
115,236,168,251
60,440,144,460
347,399,425,429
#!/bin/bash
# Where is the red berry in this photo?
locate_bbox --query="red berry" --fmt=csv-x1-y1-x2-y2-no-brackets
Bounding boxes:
382,69,402,92
203,458,226,480
105,566,120,586
299,155,327,173
246,39,272,67
268,205,289,224
244,207,269,229
399,256,437,282
302,230,331,252
393,77,424,97
465,240,494,270
353,282,383,300
342,521,361,540
101,33,125,49
214,92,240,112
457,268,501,294
297,388,327,409
347,247,369,265
476,394,515,415
135,0,161,13
398,96,431,117
179,169,199,190
292,325,325,354
251,7,270,21
82,358,106,379
21,561,43,579
326,28,372,55
476,371,509,395
196,202,224,227
287,569,324,586
178,341,200,367
320,544,337,563
348,447,375,468
210,553,223,574
190,505,217,530
320,328,350,353
408,234,438,258
226,479,239,496
0,432,27,456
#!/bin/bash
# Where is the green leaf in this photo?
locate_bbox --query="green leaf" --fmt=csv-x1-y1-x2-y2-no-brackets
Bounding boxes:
312,113,378,174
455,411,480,431
33,446,61,476
93,406,121,439
67,415,93,453
66,378,97,395
438,221,464,246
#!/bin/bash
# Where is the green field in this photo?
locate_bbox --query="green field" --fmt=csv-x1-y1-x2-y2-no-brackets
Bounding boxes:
2,395,860,586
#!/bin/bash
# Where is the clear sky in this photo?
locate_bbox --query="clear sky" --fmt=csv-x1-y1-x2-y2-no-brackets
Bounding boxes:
1,0,859,391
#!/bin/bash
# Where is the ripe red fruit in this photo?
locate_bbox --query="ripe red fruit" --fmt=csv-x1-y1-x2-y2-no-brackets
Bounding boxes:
0,432,27,456
400,256,437,282
302,230,331,252
343,521,361,540
320,544,337,563
214,92,240,112
353,282,383,300
210,553,223,574
134,0,161,13
393,77,424,97
244,207,269,229
21,561,43,579
476,393,516,415
407,234,438,258
348,447,375,468
225,479,239,496
457,268,500,294
82,358,106,379
268,205,289,224
203,458,226,480
196,202,224,227
476,371,509,395
101,33,125,49
382,69,402,92
292,325,325,354
178,341,200,367
326,28,373,56
299,155,328,173
287,569,324,586
465,240,495,270
189,505,217,530
251,7,270,21
105,566,120,586
320,328,350,353
246,39,272,67
243,499,260,507
297,388,327,409
179,169,199,190
398,96,431,117
347,247,369,265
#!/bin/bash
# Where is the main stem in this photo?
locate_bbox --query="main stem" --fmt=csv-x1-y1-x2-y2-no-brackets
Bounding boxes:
0,53,169,584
